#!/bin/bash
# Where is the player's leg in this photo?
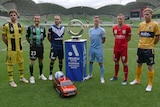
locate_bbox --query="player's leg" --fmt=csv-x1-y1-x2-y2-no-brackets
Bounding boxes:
29,47,37,83
121,50,128,85
146,49,155,91
130,48,143,85
58,49,64,71
49,49,57,80
96,49,105,83
110,50,120,81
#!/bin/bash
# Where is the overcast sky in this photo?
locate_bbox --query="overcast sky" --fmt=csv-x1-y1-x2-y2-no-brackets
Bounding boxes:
32,0,136,9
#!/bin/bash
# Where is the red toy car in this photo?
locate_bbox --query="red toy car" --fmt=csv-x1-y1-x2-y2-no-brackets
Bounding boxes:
53,77,77,97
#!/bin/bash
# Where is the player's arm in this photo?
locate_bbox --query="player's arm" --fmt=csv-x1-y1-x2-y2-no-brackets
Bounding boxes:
154,35,160,45
2,34,8,46
26,27,30,43
47,27,51,43
1,24,8,46
127,26,132,42
102,37,106,44
43,27,46,40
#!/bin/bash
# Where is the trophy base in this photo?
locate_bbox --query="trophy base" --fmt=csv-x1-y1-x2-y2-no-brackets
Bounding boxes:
71,35,82,40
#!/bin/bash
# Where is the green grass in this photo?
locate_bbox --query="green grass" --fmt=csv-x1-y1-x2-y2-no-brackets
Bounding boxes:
0,26,160,107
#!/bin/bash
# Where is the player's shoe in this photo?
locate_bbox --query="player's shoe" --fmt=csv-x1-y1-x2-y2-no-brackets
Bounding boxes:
130,79,140,85
39,74,47,80
146,85,152,92
48,75,53,80
121,80,127,85
30,76,35,84
84,75,93,80
110,77,118,81
100,78,105,83
20,77,29,83
9,81,17,87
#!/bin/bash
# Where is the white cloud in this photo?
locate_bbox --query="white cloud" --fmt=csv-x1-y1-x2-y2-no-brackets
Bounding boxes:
32,0,136,9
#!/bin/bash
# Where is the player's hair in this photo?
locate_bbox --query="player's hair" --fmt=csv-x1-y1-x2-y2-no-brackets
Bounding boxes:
117,13,125,18
94,16,100,19
143,8,153,14
8,9,19,16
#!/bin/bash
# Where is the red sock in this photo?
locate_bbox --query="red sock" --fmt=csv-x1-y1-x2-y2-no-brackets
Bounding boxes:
115,65,119,77
124,65,128,80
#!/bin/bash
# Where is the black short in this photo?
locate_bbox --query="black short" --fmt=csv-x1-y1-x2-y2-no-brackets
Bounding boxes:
137,48,155,65
49,49,64,60
30,45,44,60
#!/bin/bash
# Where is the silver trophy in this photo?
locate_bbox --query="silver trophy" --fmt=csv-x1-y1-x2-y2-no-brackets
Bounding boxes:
67,19,84,40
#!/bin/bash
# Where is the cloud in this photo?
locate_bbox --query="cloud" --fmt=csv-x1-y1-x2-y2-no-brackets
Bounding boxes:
32,0,136,9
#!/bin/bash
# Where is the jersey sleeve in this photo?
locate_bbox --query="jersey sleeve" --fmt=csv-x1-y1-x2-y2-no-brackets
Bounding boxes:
101,28,106,38
1,23,8,35
154,22,160,36
127,25,132,36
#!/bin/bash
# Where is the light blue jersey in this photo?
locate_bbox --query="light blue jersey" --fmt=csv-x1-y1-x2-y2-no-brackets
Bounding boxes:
89,26,106,62
89,26,106,49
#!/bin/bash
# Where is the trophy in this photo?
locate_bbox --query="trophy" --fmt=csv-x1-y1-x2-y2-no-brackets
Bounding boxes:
67,19,84,40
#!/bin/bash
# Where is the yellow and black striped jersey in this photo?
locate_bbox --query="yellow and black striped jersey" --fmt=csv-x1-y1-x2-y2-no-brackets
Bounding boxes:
1,22,24,51
138,21,160,49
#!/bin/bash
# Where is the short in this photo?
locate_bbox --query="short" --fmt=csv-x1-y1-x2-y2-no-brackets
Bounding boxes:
113,49,128,63
6,50,24,65
137,48,155,65
89,47,104,63
49,49,64,60
30,45,44,60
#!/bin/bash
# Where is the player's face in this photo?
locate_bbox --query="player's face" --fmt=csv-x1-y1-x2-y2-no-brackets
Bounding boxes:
54,16,61,26
34,16,40,25
9,12,18,22
117,15,124,26
94,17,100,27
143,10,152,23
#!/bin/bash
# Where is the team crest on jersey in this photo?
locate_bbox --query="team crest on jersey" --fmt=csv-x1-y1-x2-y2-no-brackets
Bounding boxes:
122,30,126,34
148,26,152,30
114,30,117,34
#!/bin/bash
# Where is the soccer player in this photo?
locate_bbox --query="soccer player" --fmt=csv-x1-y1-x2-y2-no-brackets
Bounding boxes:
85,16,106,83
1,9,29,87
130,8,160,91
26,14,47,83
110,13,132,85
48,15,65,80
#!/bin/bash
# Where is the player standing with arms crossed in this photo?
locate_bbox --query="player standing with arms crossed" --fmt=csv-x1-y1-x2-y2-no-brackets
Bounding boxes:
110,13,132,85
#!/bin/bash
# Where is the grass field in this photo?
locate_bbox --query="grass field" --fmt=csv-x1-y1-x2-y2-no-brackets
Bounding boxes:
0,26,160,107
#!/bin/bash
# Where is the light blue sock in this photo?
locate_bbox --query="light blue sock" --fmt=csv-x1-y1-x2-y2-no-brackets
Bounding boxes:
89,63,93,76
100,65,104,78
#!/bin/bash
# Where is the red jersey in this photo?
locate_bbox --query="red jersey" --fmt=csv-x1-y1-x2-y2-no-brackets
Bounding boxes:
112,24,131,51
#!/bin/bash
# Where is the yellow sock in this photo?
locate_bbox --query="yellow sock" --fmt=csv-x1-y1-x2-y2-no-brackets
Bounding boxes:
7,65,13,81
135,65,142,82
18,63,24,78
148,71,154,86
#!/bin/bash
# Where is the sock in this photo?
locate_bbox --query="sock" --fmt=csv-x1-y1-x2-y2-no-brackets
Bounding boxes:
7,65,13,81
100,65,104,78
124,65,128,81
39,63,43,75
18,63,24,78
50,62,54,75
59,61,62,71
148,70,154,86
135,65,142,82
115,64,119,77
89,63,93,76
29,64,33,76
